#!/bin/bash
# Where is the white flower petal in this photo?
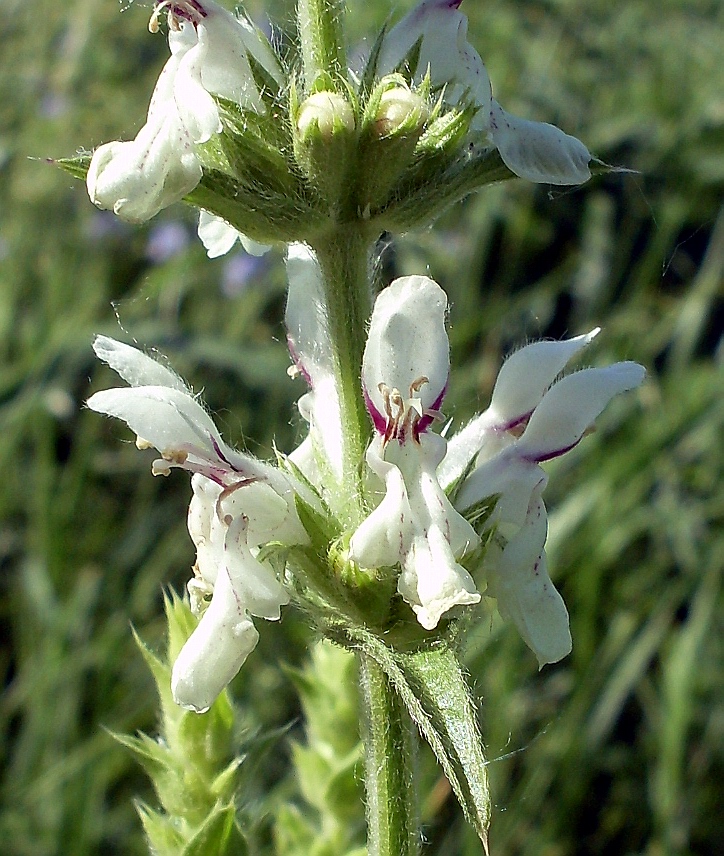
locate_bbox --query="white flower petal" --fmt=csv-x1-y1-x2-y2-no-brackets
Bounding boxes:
285,244,345,482
92,335,188,391
228,11,285,89
171,566,260,713
197,211,271,258
221,479,305,546
363,276,450,423
349,450,408,569
224,515,289,619
398,525,480,630
350,433,480,629
285,243,331,382
517,363,646,460
439,330,599,488
87,2,284,223
487,496,571,665
196,8,259,108
198,211,243,258
239,235,271,256
87,385,226,460
174,46,223,144
455,456,547,531
188,475,224,586
489,331,600,425
488,100,592,185
378,0,492,110
86,131,201,223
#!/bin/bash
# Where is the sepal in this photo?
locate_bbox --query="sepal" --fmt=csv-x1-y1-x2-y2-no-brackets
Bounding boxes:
292,87,357,208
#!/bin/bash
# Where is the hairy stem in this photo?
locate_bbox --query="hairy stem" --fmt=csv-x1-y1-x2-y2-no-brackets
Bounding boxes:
311,227,374,525
359,652,421,856
297,0,347,91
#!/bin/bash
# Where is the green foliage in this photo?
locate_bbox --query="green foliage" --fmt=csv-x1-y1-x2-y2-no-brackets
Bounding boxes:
273,641,365,856
352,628,491,849
0,1,721,854
117,596,249,856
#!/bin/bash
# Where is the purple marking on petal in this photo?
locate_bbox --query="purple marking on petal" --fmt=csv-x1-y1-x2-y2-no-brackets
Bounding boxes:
524,438,581,464
286,336,313,386
210,435,243,473
163,0,208,23
499,412,532,433
363,384,387,435
417,382,448,435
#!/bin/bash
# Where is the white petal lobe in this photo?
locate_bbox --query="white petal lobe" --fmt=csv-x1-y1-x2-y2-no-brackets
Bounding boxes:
489,101,592,185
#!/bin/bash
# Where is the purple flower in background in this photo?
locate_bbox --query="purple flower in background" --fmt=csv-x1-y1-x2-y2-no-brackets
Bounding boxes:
221,250,268,296
145,220,190,263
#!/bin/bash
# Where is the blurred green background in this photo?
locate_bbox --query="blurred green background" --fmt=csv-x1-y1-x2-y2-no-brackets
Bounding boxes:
1,0,722,853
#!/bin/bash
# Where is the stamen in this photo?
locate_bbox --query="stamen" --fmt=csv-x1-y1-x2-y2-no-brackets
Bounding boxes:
163,449,189,465
148,0,207,34
152,459,172,476
409,376,429,394
378,379,437,443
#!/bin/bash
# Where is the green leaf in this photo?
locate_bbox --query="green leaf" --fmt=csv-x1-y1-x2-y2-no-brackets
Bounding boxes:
398,643,490,850
181,802,248,856
294,491,342,552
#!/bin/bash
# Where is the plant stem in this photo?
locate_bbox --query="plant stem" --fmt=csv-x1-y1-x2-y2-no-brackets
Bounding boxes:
359,652,420,856
311,227,374,525
297,0,347,92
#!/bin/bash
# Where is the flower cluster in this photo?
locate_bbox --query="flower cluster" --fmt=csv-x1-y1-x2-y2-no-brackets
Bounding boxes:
89,246,643,711
87,336,306,712
84,0,592,253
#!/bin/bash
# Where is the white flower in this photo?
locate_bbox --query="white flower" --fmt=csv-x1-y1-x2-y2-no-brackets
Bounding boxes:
348,276,481,630
87,335,304,712
377,0,591,185
345,275,644,657
284,243,346,486
198,211,270,258
442,334,645,664
87,0,283,223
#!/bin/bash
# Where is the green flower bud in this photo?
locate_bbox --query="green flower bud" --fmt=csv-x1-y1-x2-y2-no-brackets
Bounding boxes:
355,79,432,212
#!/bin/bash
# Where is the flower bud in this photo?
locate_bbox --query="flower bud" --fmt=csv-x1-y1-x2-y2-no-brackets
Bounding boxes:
354,80,431,213
296,91,355,142
293,90,356,207
373,87,429,138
